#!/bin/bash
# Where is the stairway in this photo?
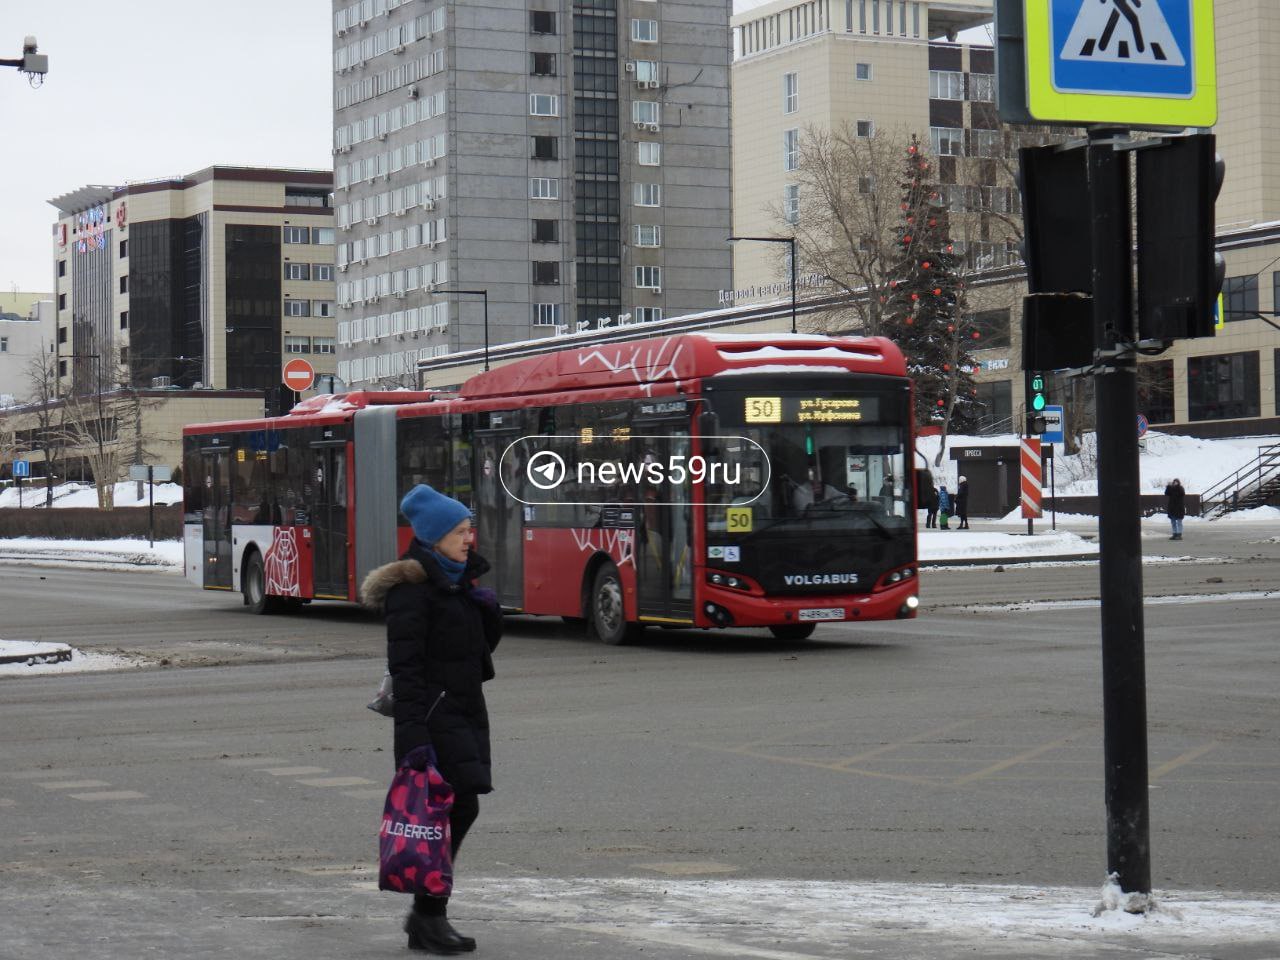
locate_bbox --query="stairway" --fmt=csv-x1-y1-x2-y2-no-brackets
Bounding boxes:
1200,443,1280,518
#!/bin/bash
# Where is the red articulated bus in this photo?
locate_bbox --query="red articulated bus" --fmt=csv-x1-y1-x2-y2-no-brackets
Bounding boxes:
182,332,921,642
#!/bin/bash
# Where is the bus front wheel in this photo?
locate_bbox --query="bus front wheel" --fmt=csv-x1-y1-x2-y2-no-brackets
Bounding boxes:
588,563,642,645
243,550,277,615
769,623,816,641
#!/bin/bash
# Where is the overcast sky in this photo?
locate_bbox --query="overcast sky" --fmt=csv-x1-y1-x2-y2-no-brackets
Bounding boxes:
0,1,989,297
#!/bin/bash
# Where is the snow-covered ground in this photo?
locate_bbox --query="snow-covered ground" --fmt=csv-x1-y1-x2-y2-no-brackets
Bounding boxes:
0,479,183,509
0,639,145,677
0,537,183,571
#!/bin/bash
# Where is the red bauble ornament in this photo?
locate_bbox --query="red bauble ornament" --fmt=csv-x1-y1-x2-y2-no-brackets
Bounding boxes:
922,261,932,270
928,218,937,227
889,280,898,288
910,293,919,301
906,216,914,224
942,363,951,372
908,145,917,154
905,317,914,325
933,288,942,296
903,235,913,244
971,331,981,339
946,324,955,333
936,399,945,407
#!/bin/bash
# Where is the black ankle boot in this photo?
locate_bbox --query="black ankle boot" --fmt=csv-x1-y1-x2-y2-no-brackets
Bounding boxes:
405,911,476,954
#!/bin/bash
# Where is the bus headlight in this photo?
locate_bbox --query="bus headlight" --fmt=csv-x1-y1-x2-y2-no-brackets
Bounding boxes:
906,595,919,609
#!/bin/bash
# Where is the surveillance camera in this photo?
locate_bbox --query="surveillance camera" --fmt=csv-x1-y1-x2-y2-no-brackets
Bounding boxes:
23,35,37,54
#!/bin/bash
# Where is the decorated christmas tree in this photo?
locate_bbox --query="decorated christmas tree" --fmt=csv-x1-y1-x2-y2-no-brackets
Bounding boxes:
880,134,983,436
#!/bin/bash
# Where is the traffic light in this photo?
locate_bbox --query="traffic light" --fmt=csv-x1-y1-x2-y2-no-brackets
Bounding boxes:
1137,134,1225,341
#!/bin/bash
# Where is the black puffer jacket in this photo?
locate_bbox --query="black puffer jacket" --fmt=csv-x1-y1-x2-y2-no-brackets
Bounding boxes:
361,540,502,794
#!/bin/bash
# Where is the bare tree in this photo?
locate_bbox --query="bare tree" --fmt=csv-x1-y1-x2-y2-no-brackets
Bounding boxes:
22,350,67,507
60,389,121,509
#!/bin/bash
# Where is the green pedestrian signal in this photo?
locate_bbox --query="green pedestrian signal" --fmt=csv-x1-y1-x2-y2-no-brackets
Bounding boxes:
1029,373,1047,412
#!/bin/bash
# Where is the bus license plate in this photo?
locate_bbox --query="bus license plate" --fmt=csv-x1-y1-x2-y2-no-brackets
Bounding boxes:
799,607,845,622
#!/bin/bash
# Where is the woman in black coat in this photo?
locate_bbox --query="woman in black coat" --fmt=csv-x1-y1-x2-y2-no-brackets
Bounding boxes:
1165,478,1186,540
955,476,970,529
362,484,502,955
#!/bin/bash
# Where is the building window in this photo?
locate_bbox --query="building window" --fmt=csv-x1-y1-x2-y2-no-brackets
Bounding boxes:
1137,360,1174,424
971,129,1002,158
313,336,335,355
530,177,560,200
120,310,129,330
119,240,128,259
636,306,662,323
1224,275,1259,321
58,326,67,344
533,219,558,243
635,265,661,289
633,183,661,207
930,126,964,157
783,184,799,224
965,308,1011,349
283,226,309,244
284,298,311,317
58,293,66,309
633,100,660,125
783,71,798,113
532,135,558,160
285,335,312,354
1187,351,1260,421
855,119,874,138
313,227,335,245
119,276,128,294
637,141,661,166
0,336,6,353
634,224,661,247
533,261,560,284
534,303,562,326
312,263,333,282
531,51,556,75
634,59,659,83
58,259,66,277
972,380,1012,432
969,72,995,102
855,62,871,80
285,262,312,281
313,300,335,318
929,70,964,100
859,176,874,194
632,18,658,42
530,94,559,116
783,128,799,171
530,10,556,34
58,359,66,376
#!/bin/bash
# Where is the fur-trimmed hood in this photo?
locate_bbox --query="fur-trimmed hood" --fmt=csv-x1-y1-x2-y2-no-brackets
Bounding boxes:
360,558,428,613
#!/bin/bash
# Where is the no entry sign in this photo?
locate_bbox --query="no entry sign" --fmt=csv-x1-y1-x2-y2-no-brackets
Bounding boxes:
283,358,315,393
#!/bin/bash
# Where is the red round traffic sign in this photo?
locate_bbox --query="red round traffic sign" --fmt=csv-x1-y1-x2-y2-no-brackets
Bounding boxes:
283,358,315,393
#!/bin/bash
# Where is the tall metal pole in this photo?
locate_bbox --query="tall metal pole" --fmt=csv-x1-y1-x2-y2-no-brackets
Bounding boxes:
789,236,797,334
482,290,490,372
1088,128,1151,896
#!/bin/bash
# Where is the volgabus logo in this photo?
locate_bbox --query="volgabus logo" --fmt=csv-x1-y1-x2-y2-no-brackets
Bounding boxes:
499,435,772,506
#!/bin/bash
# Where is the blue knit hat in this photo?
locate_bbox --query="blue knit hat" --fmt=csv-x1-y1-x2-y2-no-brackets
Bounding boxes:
400,484,471,546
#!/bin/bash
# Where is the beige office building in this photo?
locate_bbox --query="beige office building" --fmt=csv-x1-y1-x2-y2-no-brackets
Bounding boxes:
729,0,1280,436
50,167,338,404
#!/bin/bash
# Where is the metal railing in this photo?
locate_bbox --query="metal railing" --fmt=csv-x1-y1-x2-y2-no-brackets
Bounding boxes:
1199,443,1280,517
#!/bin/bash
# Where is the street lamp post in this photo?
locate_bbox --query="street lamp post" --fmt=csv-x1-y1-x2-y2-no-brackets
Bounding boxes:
727,235,798,334
451,288,490,372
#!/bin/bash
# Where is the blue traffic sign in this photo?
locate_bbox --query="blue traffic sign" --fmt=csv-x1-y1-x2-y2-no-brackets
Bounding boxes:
1041,405,1065,445
1137,413,1149,438
12,460,30,478
1025,0,1217,128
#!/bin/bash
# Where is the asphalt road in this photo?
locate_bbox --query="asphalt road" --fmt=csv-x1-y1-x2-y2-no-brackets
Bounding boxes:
1,518,1278,958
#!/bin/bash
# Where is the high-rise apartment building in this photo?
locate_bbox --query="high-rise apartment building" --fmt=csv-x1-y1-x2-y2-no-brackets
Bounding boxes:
50,167,336,396
331,0,733,388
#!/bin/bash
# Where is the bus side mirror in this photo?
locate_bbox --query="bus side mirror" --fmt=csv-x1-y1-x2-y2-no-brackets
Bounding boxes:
698,410,719,438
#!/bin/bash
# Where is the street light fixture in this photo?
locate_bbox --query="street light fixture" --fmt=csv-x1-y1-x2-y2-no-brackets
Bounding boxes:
450,288,490,371
727,235,798,334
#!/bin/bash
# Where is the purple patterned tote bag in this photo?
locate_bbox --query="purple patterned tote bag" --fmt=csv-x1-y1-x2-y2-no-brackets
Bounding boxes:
378,746,454,896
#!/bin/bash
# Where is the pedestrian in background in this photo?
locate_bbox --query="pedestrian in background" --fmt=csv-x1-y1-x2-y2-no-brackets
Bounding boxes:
362,484,503,955
955,476,970,530
924,481,939,528
937,483,951,530
1164,478,1186,540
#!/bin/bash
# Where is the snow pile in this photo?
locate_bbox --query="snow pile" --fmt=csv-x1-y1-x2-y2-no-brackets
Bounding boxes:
921,528,1096,561
0,537,184,571
918,430,1280,498
0,639,144,677
0,479,183,509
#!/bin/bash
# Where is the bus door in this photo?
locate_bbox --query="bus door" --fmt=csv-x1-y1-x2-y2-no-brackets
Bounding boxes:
635,426,694,624
200,447,232,589
310,441,349,599
474,426,523,608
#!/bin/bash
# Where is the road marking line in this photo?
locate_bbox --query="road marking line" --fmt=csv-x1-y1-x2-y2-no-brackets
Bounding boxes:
67,790,148,802
832,719,975,768
1151,741,1219,780
733,748,939,786
260,766,329,777
35,780,112,790
952,729,1088,786
295,776,378,788
559,921,830,960
218,757,290,767
342,788,389,800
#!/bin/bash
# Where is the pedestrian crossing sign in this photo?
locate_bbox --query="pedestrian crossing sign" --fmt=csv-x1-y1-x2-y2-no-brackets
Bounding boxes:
1025,0,1216,128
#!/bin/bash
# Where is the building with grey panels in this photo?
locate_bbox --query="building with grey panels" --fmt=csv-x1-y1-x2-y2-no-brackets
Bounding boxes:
332,0,732,388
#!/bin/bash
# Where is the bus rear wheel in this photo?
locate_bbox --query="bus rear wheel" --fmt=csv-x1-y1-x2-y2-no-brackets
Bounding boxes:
769,623,816,641
243,550,279,615
588,562,643,645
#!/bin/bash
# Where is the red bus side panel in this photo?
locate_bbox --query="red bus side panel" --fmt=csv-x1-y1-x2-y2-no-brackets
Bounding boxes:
263,526,314,599
523,527,638,619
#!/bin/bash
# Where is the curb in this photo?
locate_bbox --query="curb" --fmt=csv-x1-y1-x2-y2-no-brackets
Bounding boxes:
0,643,73,666
922,552,1098,568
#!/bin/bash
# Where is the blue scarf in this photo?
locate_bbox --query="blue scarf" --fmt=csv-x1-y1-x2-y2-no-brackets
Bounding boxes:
431,550,466,583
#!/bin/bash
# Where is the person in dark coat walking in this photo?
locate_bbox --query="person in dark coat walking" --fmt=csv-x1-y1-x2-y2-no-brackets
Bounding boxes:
1164,478,1186,540
924,481,939,528
955,476,970,529
362,484,502,955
